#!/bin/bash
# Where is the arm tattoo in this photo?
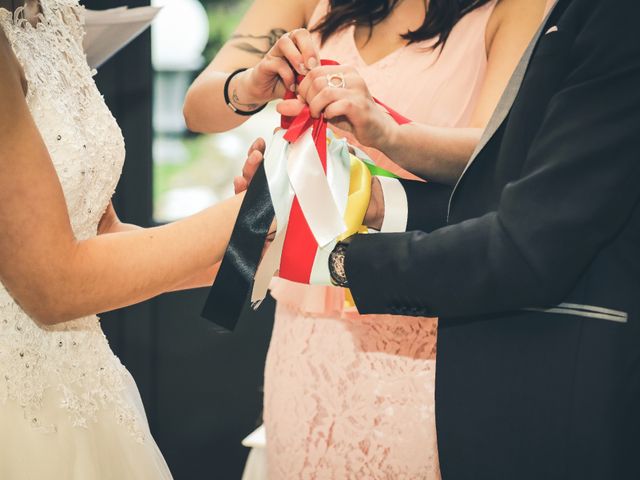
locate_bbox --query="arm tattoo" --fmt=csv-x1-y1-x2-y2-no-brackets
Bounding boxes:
231,28,287,58
231,88,260,110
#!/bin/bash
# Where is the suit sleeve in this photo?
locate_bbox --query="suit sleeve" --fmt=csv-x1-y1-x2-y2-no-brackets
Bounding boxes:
345,4,640,318
398,179,452,233
372,177,452,234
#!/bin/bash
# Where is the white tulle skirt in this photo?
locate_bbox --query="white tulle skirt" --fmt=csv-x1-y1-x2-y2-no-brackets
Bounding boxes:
0,371,173,480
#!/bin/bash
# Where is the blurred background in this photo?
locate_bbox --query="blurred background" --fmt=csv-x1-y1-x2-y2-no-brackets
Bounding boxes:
82,0,278,478
150,0,278,222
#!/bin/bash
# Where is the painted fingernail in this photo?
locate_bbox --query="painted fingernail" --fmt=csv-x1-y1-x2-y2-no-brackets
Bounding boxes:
298,63,308,74
307,57,318,69
290,84,296,92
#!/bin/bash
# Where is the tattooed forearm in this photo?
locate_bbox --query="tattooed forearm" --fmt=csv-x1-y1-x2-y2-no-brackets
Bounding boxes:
231,88,261,110
231,28,287,57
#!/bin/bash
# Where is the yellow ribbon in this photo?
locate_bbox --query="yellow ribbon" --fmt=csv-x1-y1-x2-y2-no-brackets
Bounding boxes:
339,153,372,307
339,153,372,240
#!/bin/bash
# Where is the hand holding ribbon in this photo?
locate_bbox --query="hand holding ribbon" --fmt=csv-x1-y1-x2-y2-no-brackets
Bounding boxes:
279,63,408,153
230,28,320,110
202,60,411,331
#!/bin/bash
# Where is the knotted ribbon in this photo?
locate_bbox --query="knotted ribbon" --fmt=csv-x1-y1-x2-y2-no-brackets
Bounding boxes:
202,60,411,331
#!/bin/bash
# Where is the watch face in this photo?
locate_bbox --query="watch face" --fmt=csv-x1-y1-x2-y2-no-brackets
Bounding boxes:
329,242,349,288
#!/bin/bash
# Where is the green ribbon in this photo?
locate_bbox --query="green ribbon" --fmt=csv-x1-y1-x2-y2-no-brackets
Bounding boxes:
326,130,398,179
363,161,399,179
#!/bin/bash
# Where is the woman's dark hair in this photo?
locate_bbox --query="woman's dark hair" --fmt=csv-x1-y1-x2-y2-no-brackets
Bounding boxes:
313,0,493,49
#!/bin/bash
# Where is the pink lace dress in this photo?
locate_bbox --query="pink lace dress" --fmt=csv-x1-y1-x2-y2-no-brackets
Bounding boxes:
264,1,497,478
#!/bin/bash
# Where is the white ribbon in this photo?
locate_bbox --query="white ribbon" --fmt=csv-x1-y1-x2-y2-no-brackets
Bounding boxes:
309,132,352,284
250,130,294,306
250,130,353,304
287,129,346,247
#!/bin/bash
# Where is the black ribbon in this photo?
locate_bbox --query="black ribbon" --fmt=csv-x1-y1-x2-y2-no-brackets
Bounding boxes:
201,163,274,332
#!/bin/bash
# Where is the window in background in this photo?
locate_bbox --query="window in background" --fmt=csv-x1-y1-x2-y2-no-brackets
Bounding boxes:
151,0,279,222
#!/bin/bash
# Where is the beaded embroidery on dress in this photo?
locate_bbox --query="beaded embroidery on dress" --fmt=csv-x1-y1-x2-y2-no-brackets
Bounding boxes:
0,2,172,478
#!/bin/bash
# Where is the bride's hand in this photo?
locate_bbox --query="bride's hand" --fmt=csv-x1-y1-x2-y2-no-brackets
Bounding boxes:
233,29,319,108
234,137,266,194
233,138,276,243
277,65,399,151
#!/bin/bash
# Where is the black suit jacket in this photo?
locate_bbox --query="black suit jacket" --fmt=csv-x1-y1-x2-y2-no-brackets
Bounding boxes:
345,1,640,478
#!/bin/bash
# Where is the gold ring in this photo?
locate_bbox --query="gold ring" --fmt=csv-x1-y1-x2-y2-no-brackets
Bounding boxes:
326,72,346,89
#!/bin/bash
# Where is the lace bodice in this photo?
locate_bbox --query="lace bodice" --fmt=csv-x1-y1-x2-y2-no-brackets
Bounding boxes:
0,1,144,440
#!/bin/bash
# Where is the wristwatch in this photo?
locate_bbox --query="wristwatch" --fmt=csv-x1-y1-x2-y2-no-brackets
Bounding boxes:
329,236,355,288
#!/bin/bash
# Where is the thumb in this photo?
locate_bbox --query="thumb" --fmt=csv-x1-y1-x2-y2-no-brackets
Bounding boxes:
277,98,306,117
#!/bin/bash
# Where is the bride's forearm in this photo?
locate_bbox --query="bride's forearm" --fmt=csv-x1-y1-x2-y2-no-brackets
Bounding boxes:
170,262,222,292
39,194,243,325
378,123,483,185
0,38,247,327
100,208,222,293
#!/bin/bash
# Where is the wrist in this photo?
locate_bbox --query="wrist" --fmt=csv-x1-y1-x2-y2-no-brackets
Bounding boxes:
329,236,354,288
233,69,272,107
364,176,384,231
376,119,402,157
224,69,269,116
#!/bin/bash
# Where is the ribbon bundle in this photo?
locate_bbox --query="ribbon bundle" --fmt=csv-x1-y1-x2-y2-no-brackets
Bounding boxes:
202,61,410,331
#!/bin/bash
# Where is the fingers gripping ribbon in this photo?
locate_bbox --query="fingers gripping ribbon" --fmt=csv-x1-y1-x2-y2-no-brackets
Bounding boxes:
201,60,410,331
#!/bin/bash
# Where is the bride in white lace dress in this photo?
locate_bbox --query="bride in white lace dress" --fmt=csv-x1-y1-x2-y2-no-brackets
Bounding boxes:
0,1,248,478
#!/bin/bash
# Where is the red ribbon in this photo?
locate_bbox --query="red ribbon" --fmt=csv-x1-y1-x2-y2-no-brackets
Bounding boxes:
277,60,411,283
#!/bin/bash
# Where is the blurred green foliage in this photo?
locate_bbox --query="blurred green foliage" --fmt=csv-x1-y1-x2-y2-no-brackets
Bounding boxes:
153,0,259,221
201,0,251,63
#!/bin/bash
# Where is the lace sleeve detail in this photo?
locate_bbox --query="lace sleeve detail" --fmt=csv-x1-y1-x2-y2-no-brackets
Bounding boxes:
41,0,86,49
61,2,86,49
0,8,16,39
0,1,85,47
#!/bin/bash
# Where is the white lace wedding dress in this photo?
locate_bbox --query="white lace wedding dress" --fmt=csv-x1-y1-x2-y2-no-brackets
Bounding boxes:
0,2,172,478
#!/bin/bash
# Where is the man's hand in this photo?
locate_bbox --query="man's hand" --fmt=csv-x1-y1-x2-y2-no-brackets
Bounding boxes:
234,137,266,194
235,137,385,231
364,177,385,231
